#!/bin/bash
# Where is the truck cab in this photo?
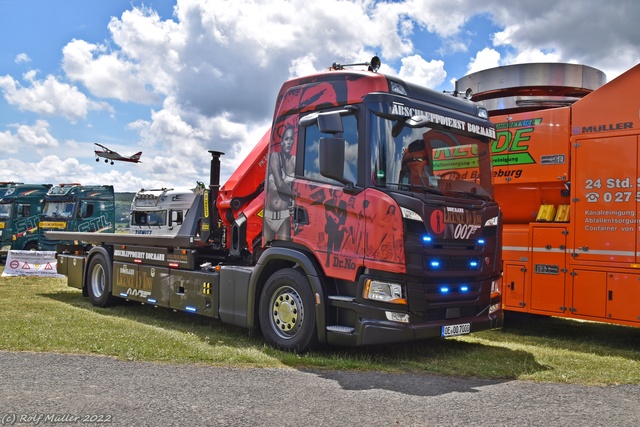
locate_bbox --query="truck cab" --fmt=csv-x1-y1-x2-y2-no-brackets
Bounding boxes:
215,62,503,348
129,187,198,235
0,183,52,258
38,184,115,251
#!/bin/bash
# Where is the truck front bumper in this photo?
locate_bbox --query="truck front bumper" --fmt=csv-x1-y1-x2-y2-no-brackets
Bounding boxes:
325,307,503,347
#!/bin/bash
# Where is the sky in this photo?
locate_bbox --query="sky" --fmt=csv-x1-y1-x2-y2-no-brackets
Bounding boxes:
1,0,638,193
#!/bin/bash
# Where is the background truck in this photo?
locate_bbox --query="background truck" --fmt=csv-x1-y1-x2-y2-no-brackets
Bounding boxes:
129,187,198,235
0,183,52,259
51,57,503,352
456,62,640,328
39,183,115,251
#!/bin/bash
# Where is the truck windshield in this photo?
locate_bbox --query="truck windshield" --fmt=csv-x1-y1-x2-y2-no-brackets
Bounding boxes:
0,203,12,219
370,112,493,199
131,211,166,226
42,202,75,219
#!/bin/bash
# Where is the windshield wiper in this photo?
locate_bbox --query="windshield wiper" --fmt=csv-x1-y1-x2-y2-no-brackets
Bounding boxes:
394,183,444,195
447,190,491,201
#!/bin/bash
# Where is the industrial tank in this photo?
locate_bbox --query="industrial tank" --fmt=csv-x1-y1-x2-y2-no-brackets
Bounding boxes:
455,62,606,115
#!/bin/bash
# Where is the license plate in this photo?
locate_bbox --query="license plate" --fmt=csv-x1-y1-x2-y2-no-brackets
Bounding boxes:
442,323,471,337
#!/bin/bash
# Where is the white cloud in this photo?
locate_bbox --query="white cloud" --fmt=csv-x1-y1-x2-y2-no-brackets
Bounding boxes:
408,0,473,38
125,95,270,185
59,0,424,122
62,39,161,104
0,73,108,123
368,1,415,59
107,7,183,95
398,55,447,88
0,155,89,184
15,53,31,64
0,154,173,191
0,120,58,155
504,49,562,66
3,0,640,193
466,47,501,75
482,0,640,80
289,54,320,79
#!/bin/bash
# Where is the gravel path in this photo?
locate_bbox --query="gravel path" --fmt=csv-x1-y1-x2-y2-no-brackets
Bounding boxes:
0,351,638,426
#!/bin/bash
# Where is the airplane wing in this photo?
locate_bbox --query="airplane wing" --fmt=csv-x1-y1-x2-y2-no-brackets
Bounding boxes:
94,143,119,155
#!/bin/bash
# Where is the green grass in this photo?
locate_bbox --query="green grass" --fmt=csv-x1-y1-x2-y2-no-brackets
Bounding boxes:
1,268,639,385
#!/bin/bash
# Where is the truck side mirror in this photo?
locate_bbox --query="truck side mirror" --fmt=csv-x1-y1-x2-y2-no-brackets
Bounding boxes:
170,210,183,226
317,111,344,134
319,137,351,186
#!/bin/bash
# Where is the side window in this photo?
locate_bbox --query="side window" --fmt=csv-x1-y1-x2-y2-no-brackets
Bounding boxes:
343,115,358,183
17,204,30,218
302,114,358,185
78,202,94,219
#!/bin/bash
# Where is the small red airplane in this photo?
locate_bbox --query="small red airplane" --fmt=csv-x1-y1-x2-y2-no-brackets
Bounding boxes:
94,143,142,165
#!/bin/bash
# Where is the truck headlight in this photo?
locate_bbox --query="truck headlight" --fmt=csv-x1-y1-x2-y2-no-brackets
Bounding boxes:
485,216,499,227
490,277,502,314
400,207,422,222
363,279,407,304
491,277,501,299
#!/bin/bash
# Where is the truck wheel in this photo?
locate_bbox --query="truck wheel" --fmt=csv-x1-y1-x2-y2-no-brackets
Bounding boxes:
87,253,117,307
259,268,318,352
23,242,38,251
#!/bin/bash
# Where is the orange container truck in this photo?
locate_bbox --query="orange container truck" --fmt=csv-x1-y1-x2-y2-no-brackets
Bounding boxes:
457,62,640,327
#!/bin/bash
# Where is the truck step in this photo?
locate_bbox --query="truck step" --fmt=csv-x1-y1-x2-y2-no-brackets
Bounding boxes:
326,325,355,334
327,295,355,302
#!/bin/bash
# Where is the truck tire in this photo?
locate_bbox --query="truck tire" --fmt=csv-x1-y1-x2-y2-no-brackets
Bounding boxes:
87,253,117,307
259,268,318,352
23,242,38,251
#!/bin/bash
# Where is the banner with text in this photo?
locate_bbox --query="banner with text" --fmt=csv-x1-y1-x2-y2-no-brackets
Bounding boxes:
2,250,65,278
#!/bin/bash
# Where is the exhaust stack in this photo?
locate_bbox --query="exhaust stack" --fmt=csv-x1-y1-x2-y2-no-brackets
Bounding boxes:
206,150,223,245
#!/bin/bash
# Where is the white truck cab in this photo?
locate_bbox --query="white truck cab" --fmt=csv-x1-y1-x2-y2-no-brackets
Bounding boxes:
129,187,198,235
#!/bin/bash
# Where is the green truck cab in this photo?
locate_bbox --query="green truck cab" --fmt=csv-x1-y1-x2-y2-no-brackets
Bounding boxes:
0,183,52,259
38,184,115,251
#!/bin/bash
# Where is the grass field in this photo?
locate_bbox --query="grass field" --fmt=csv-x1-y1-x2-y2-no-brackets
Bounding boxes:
1,267,638,386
